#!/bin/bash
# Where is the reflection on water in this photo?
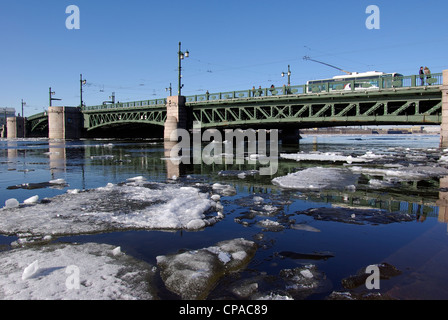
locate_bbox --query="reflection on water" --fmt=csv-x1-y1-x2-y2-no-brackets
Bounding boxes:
1,135,448,299
438,176,448,228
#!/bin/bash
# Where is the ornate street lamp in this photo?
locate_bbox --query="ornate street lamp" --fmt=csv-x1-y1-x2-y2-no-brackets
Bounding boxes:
281,65,292,86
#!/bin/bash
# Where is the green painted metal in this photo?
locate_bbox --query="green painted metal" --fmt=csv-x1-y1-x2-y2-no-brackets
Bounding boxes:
27,112,48,132
83,105,166,131
188,86,442,129
28,72,444,134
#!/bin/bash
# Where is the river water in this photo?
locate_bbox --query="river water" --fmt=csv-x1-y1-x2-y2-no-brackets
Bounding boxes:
1,134,448,300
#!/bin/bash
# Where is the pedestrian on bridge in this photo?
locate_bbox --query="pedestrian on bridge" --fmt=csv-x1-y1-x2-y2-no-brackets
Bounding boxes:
419,66,424,86
424,66,431,85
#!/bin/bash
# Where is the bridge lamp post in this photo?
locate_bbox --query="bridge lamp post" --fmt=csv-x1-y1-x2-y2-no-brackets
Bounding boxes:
166,83,173,96
21,99,26,137
178,42,190,96
281,65,292,86
21,99,26,118
80,74,87,108
49,88,62,107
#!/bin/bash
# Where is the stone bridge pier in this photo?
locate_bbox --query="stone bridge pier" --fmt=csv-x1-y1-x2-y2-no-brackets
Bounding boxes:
48,106,83,140
6,117,26,138
164,96,189,141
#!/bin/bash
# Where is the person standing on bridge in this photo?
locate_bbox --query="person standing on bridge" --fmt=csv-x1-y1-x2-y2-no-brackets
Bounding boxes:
424,66,431,85
419,66,424,86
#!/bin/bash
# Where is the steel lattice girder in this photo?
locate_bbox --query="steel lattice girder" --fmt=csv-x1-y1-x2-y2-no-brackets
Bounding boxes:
84,108,166,130
188,88,442,128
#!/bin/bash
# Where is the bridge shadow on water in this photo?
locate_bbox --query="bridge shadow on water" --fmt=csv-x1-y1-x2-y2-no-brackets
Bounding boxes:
84,123,164,139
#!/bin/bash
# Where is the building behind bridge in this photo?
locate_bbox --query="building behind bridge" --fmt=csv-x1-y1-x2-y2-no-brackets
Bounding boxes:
0,108,16,138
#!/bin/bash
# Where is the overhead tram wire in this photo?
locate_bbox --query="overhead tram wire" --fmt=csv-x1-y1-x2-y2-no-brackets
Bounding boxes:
303,56,352,75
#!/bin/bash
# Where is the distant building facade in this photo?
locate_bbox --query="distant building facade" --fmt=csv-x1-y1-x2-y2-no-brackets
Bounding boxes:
0,108,16,126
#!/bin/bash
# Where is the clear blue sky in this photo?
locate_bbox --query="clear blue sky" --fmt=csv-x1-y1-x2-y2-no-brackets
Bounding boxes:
1,0,447,116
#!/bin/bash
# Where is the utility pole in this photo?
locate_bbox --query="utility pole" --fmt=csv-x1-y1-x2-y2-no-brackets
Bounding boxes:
80,74,87,108
21,99,26,118
21,99,26,137
178,42,189,96
49,87,62,107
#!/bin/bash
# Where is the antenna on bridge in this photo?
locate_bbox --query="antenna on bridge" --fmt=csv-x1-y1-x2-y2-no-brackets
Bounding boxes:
303,56,352,75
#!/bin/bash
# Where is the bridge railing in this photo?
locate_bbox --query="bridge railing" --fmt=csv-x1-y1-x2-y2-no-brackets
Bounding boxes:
83,98,166,111
185,85,308,103
307,73,443,93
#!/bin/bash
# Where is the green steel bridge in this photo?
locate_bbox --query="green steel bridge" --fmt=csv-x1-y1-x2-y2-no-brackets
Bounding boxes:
27,72,444,136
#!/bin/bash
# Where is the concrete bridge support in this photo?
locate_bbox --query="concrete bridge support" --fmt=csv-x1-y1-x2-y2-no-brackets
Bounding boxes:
441,70,448,148
48,107,83,140
164,96,188,141
6,117,26,138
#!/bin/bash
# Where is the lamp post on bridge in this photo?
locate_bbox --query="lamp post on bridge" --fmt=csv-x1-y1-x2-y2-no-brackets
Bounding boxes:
178,42,190,96
21,99,26,138
281,65,292,86
49,88,62,107
80,74,87,108
21,99,26,118
166,83,172,96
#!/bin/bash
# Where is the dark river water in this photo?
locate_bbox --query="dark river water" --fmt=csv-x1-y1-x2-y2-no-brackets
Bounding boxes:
1,134,447,300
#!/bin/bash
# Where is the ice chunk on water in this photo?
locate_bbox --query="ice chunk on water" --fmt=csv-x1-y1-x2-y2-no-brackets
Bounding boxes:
156,238,256,299
23,195,39,205
272,167,359,191
4,198,19,209
49,179,66,185
0,243,156,300
186,219,206,230
126,176,146,182
300,269,314,279
111,246,121,256
349,165,448,180
22,260,39,280
280,152,372,163
253,196,264,204
212,183,237,196
0,180,223,236
290,223,321,233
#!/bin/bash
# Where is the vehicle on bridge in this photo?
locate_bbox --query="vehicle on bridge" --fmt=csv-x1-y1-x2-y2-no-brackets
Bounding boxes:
306,71,403,93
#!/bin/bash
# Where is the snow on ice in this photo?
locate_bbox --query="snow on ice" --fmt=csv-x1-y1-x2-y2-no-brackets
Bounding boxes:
156,238,257,300
0,178,224,237
0,242,156,300
280,151,382,163
272,167,359,191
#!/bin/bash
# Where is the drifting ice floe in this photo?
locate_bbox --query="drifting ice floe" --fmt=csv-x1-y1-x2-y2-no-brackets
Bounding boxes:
0,243,156,300
0,178,223,237
280,151,381,163
156,238,257,299
272,167,359,191
348,165,448,180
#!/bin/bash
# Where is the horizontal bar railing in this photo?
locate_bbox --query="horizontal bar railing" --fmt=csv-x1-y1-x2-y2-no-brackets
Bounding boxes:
82,72,443,111
83,98,167,111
